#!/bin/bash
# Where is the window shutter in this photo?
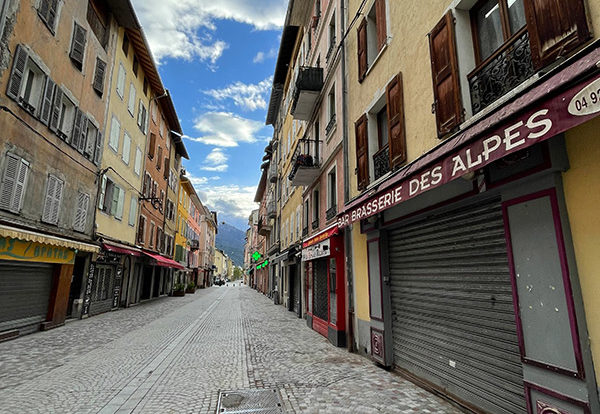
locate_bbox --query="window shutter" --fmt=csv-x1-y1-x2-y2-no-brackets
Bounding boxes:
47,0,58,30
78,116,88,153
142,173,148,196
70,23,87,69
49,87,63,132
354,114,369,191
50,177,63,225
375,0,387,51
357,18,368,82
115,188,124,220
85,125,97,157
7,45,28,100
94,131,103,166
387,73,407,169
148,133,156,158
157,146,163,169
98,175,107,209
0,154,19,211
71,108,83,149
40,78,55,126
93,58,106,95
128,85,136,115
164,158,169,179
11,159,29,213
39,0,50,22
42,175,62,224
74,192,89,232
104,180,114,213
428,11,462,138
524,0,591,70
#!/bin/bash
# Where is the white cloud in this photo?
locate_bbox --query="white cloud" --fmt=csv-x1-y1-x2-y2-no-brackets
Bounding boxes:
200,148,229,172
253,48,277,64
204,77,272,111
195,184,258,221
185,112,265,147
131,0,287,63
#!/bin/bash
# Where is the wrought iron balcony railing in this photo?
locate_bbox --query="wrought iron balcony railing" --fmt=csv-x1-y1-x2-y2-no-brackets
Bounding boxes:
291,66,324,120
468,28,535,115
373,145,390,181
326,37,336,63
289,138,322,186
326,205,337,221
325,114,336,136
312,218,319,230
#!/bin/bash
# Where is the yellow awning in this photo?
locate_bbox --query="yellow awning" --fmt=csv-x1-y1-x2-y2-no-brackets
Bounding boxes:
0,225,100,253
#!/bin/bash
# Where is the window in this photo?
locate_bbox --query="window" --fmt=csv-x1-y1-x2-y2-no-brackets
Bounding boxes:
83,121,99,159
134,147,142,175
116,63,125,98
149,221,155,247
304,199,309,232
296,207,300,240
0,153,29,214
137,215,146,244
357,0,387,81
122,33,129,56
152,102,158,124
42,174,64,225
128,196,137,226
472,0,526,63
128,83,136,115
69,22,87,71
122,132,131,165
326,86,336,136
143,77,148,96
163,158,170,179
327,13,336,63
38,0,58,33
156,146,162,170
132,55,138,77
87,2,108,47
73,192,90,232
7,46,48,118
327,167,336,210
148,133,156,159
138,100,147,133
108,117,120,151
142,173,151,197
93,58,106,95
99,176,124,220
55,91,76,142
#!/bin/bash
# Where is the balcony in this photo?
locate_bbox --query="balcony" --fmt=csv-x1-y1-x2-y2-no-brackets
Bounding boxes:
302,226,308,238
268,162,277,183
325,114,336,136
189,239,200,251
326,205,337,221
312,218,319,230
468,28,535,115
258,217,272,237
291,66,324,120
267,199,277,219
373,145,390,181
289,138,321,187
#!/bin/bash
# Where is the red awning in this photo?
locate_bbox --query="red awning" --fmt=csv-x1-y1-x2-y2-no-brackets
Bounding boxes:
337,42,600,228
302,224,339,248
102,242,141,256
143,251,185,270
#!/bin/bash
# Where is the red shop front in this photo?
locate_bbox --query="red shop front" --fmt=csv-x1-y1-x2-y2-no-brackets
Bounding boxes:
304,225,346,347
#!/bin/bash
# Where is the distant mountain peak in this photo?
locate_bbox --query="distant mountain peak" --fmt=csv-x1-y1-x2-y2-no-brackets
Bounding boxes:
216,222,246,267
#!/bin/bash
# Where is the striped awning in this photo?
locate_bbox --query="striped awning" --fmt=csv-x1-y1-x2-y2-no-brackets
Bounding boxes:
0,225,100,253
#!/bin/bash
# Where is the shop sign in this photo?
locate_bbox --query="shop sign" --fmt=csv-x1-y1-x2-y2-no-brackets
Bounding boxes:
302,239,330,261
0,236,75,264
82,262,95,316
303,226,338,248
338,71,600,229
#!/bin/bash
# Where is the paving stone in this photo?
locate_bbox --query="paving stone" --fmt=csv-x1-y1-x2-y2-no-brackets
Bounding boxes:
0,286,462,413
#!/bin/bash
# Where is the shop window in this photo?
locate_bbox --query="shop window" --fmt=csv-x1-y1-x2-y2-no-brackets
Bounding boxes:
41,174,64,225
0,153,29,214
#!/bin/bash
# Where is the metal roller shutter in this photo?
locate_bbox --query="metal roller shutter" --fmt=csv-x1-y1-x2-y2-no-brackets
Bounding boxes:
0,261,54,332
388,197,525,414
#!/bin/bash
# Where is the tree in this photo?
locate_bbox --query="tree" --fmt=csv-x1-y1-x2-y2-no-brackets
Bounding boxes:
233,266,242,281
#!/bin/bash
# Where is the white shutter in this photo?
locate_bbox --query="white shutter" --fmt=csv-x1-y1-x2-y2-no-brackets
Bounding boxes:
98,175,107,209
128,196,137,226
11,159,29,213
42,175,57,223
40,78,55,126
115,187,124,220
73,192,89,232
128,84,136,115
7,45,28,100
117,64,125,98
50,177,64,224
109,117,120,151
122,132,131,165
0,154,19,211
134,147,142,175
85,124,97,157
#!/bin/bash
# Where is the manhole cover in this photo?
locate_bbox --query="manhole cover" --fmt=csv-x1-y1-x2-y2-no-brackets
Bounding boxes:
216,389,284,413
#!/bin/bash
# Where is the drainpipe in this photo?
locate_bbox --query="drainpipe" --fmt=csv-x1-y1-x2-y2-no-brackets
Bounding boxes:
340,0,355,353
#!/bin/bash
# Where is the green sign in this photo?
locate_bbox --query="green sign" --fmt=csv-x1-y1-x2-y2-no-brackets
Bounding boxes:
256,259,269,270
252,251,261,261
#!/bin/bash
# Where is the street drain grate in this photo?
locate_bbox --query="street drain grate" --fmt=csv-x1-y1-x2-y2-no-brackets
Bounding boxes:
216,389,284,413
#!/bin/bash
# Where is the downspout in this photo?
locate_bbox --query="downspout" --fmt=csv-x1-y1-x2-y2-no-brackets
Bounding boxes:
340,0,355,353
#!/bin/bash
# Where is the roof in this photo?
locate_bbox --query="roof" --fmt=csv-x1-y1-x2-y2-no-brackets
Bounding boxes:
106,0,164,95
254,169,268,203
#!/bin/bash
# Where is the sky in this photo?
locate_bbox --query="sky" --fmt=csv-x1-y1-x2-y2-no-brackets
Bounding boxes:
130,0,287,231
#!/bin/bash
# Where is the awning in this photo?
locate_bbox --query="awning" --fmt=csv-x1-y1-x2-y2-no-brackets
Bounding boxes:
0,224,99,253
338,42,600,229
143,251,185,269
102,242,141,256
302,224,339,248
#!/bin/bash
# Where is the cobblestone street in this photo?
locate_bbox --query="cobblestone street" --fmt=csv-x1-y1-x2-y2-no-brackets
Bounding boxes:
0,286,462,413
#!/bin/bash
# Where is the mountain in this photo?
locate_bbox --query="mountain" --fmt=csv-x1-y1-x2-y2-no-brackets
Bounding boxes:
215,223,246,267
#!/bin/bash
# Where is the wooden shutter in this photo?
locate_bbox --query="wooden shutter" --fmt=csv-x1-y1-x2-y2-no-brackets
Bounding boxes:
142,174,149,197
357,18,368,82
93,58,106,95
524,0,591,70
115,188,124,220
98,175,107,209
11,159,29,213
42,175,62,224
428,11,462,138
70,23,87,69
7,45,28,100
148,133,156,158
49,87,63,132
387,73,407,169
94,132,103,166
85,125,97,157
47,0,58,30
38,0,49,22
71,109,83,149
40,78,55,125
74,192,89,232
78,116,88,153
375,0,387,51
355,114,369,191
157,146,163,169
0,154,19,211
164,158,170,179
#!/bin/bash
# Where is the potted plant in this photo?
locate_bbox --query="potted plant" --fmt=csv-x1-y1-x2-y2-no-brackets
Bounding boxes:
173,283,186,297
185,282,197,294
